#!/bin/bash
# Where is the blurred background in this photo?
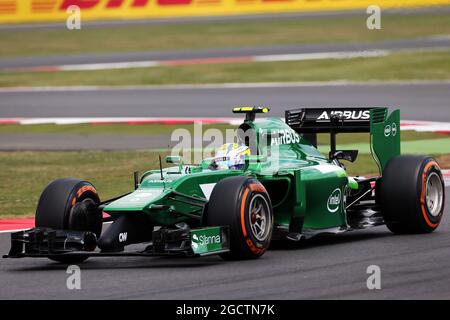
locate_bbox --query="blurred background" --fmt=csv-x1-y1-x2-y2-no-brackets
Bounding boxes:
0,0,450,217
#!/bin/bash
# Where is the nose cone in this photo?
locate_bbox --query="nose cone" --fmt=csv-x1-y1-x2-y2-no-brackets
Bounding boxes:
103,188,164,212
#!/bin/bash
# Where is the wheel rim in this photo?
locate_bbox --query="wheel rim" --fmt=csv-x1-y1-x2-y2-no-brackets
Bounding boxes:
248,194,271,241
426,172,444,217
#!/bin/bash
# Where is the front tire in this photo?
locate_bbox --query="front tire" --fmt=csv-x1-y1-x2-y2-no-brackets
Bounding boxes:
35,178,102,263
205,176,273,260
381,156,445,234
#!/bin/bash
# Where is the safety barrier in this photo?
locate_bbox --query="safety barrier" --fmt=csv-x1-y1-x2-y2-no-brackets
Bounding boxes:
0,0,449,23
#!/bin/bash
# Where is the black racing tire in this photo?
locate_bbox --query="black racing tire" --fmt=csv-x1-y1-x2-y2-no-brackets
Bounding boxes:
205,176,273,260
35,178,102,263
381,156,445,234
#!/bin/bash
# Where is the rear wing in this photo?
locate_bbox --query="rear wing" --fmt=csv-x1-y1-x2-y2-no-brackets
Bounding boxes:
285,107,400,172
286,108,378,133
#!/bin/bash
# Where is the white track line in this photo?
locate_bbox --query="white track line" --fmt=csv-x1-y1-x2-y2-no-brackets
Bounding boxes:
401,120,450,133
11,117,242,125
442,169,450,187
59,61,161,71
0,228,30,234
0,80,449,93
4,45,448,73
442,170,450,187
4,46,447,73
1,117,450,133
253,50,389,62
4,50,389,73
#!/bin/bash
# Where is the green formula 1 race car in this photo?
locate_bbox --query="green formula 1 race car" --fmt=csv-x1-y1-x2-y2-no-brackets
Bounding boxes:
4,107,446,263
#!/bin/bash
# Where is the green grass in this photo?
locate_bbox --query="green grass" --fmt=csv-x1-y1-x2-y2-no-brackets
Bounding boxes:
0,151,170,217
0,12,449,58
1,50,449,87
344,154,379,177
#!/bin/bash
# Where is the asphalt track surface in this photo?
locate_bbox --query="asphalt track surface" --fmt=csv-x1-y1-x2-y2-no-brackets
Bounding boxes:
1,37,449,70
1,82,449,150
0,188,449,299
1,82,448,120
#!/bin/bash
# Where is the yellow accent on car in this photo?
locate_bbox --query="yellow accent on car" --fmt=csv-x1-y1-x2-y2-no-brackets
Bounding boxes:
233,106,270,113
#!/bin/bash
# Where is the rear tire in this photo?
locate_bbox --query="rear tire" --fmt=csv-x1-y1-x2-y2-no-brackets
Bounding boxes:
36,178,102,263
205,176,273,260
381,156,445,234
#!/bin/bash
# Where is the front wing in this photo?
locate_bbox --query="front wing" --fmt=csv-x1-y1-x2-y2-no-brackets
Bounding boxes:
3,225,230,259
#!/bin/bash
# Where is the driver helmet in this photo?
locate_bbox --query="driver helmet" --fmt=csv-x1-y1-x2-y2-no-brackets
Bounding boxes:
213,143,250,170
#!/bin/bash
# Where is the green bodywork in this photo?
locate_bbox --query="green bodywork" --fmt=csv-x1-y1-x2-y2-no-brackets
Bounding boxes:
104,108,400,233
371,108,401,172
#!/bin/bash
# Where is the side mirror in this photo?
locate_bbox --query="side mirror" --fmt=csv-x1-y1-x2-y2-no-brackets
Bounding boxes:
165,155,182,164
331,150,359,163
244,155,268,164
165,156,183,174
